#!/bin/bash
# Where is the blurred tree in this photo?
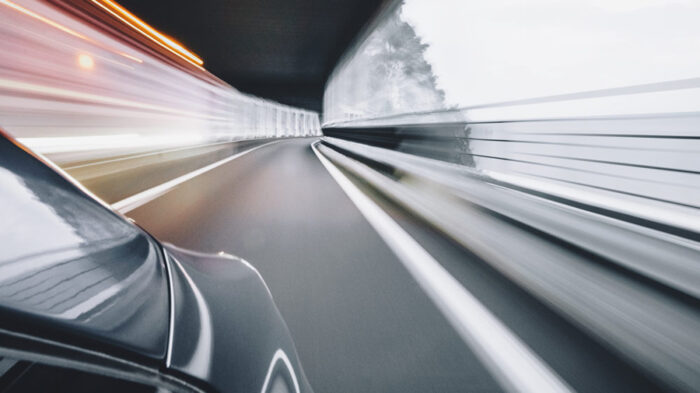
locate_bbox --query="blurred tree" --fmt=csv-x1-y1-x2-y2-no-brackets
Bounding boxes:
356,5,446,117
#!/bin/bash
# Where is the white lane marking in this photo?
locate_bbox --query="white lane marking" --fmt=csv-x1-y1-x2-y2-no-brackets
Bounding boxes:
113,141,277,213
311,142,574,393
260,349,300,393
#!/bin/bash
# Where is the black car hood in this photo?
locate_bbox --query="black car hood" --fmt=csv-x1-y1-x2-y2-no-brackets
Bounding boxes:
163,244,312,393
0,133,170,362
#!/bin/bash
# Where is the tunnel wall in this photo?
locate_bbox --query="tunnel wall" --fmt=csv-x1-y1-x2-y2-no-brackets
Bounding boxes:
322,0,700,234
0,0,321,166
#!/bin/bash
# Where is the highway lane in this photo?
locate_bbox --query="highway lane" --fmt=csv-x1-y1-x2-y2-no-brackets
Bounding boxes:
125,138,668,392
340,170,666,393
126,138,501,393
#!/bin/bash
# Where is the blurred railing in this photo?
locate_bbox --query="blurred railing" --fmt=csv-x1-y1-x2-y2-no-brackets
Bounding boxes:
0,0,321,166
322,0,700,236
320,3,700,389
323,110,700,237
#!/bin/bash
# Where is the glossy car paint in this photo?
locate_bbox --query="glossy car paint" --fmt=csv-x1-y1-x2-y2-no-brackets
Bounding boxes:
0,134,170,361
0,131,312,392
164,244,312,393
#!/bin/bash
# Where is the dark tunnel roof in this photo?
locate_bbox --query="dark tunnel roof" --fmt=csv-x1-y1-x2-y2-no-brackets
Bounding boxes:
116,0,388,112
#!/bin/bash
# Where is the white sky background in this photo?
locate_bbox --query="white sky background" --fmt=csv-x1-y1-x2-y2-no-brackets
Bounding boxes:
400,0,700,107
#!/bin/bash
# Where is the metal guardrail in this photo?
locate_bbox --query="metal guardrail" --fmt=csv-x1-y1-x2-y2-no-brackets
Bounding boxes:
323,112,700,238
318,137,700,392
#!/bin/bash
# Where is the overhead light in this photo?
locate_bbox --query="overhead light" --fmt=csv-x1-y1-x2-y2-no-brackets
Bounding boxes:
77,53,95,70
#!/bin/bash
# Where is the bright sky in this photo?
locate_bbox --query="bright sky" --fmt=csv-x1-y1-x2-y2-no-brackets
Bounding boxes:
400,0,700,107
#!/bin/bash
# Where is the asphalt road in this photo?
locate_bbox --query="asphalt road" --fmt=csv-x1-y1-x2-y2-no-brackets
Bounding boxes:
127,138,666,393
127,138,499,393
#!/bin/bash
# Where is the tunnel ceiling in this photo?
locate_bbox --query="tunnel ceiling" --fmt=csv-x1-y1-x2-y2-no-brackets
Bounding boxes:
116,0,387,112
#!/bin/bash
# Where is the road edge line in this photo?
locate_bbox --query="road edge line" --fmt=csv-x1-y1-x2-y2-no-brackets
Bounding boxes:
311,141,573,393
113,140,278,213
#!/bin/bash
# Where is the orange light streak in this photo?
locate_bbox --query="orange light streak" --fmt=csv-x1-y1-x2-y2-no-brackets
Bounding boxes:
91,0,204,68
116,51,143,63
101,0,202,65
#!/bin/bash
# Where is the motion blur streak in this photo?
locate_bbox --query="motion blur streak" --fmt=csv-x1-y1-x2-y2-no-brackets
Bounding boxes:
3,0,700,392
90,0,204,68
0,0,87,40
0,0,142,63
99,0,202,65
313,141,573,393
0,0,320,168
314,1,700,391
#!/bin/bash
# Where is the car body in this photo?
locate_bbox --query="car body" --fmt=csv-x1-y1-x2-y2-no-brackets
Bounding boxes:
0,129,311,393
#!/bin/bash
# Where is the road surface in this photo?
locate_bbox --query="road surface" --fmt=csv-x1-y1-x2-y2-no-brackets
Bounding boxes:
127,138,664,393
